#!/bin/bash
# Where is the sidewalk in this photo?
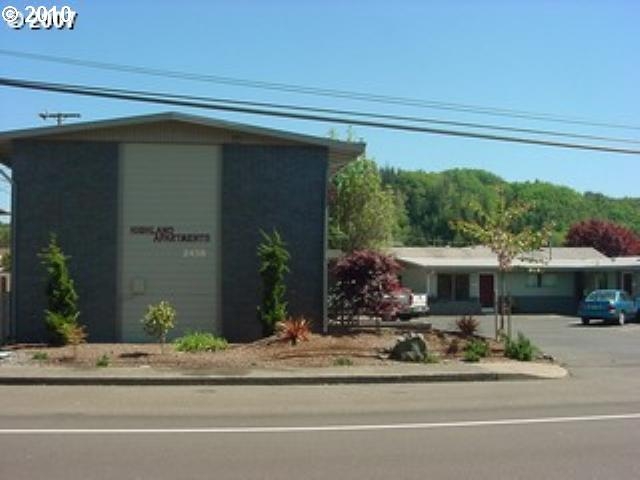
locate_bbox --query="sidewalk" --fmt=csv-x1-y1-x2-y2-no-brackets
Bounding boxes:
0,361,568,386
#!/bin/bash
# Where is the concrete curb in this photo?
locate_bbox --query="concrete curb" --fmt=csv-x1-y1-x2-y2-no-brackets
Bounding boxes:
0,371,559,386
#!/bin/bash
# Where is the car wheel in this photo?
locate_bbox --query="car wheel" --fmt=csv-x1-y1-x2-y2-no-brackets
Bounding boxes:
581,317,590,325
618,311,626,326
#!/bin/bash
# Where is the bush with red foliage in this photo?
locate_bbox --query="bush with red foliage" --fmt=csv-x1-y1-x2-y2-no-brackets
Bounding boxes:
330,250,402,323
276,317,312,345
565,219,640,257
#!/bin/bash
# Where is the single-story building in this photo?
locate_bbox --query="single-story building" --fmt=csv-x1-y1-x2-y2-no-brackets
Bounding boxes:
0,112,364,342
394,247,640,315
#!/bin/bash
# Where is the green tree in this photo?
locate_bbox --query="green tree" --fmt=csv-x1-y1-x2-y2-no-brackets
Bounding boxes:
141,300,176,353
0,223,10,249
452,190,553,338
257,229,290,336
380,167,640,247
381,168,505,246
39,234,81,344
1,251,10,272
330,157,401,251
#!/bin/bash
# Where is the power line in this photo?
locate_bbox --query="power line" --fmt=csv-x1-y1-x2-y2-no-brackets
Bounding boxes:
2,76,639,156
10,78,639,145
1,48,639,132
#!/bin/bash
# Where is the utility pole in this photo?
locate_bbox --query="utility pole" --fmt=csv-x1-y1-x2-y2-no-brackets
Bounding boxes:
38,111,81,126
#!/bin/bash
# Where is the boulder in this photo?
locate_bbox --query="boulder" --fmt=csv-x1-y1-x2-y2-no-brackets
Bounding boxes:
389,332,427,362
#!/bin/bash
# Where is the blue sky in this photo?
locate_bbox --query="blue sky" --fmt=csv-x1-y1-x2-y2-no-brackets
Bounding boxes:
0,0,638,212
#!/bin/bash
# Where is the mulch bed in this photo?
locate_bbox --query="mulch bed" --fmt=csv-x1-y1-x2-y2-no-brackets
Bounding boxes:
2,329,506,369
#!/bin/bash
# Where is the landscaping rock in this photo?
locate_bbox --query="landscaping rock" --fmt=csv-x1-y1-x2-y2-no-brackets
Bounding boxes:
389,333,427,362
0,351,14,361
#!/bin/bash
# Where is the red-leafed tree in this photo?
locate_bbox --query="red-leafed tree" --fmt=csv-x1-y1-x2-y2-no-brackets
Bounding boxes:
330,250,402,325
565,219,640,257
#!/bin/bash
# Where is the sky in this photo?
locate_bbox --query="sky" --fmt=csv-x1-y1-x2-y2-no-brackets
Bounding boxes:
0,0,639,213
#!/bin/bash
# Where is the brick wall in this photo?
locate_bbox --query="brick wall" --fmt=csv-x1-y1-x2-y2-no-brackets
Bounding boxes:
221,145,328,341
12,140,119,342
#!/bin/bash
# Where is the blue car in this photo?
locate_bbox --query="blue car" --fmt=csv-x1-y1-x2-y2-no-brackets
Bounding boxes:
578,289,639,326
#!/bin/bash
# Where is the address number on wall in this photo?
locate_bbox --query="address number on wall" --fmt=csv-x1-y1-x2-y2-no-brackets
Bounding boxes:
183,248,207,258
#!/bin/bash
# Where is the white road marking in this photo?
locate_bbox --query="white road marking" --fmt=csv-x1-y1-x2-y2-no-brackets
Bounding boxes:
1,413,640,434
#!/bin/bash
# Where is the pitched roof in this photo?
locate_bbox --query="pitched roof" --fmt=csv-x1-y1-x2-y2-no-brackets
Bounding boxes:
0,111,365,171
392,246,632,271
609,256,640,267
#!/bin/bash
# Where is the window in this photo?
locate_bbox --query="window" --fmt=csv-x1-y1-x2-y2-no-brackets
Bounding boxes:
586,290,615,302
454,274,470,300
527,273,542,288
437,273,470,300
541,274,557,287
527,273,557,288
437,274,452,300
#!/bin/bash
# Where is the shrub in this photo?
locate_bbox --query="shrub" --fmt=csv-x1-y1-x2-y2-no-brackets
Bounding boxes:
39,234,81,345
32,351,48,361
446,338,460,355
423,352,439,364
257,229,290,336
330,250,402,324
456,315,479,337
333,357,353,367
276,317,312,345
505,332,538,361
174,331,228,352
464,338,489,359
141,301,176,352
96,354,110,368
58,322,87,359
463,350,481,362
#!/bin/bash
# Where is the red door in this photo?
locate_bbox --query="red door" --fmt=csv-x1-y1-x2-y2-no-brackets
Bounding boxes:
479,274,495,308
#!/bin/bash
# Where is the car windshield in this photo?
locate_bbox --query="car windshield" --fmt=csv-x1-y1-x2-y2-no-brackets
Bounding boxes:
586,291,616,302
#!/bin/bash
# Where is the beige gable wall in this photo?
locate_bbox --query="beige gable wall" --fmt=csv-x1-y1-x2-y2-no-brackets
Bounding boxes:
119,143,221,341
50,120,299,146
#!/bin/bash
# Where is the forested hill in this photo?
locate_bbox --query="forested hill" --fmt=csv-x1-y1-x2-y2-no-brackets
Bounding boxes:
380,167,640,247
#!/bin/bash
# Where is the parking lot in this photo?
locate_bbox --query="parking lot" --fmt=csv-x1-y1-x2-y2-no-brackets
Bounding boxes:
426,314,640,371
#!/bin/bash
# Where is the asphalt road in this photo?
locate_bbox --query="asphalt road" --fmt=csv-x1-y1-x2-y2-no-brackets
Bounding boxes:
2,314,640,479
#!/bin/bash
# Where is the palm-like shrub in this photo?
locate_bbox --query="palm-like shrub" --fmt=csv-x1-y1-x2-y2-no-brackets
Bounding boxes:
456,315,479,337
276,317,312,345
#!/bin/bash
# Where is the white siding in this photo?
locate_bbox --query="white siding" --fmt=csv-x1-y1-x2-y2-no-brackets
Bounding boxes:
119,143,221,342
470,273,480,298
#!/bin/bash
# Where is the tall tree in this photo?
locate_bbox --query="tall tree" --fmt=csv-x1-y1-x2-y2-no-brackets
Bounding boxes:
452,190,553,338
257,229,290,336
565,219,640,257
329,157,402,252
39,234,81,344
